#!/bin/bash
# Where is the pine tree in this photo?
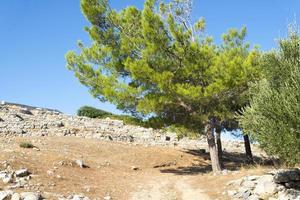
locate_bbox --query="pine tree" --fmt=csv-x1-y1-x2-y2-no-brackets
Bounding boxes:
66,0,260,172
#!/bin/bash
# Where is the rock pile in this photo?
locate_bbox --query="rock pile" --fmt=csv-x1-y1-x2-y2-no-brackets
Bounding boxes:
227,168,300,200
58,194,91,200
0,166,42,200
0,191,41,200
0,168,31,189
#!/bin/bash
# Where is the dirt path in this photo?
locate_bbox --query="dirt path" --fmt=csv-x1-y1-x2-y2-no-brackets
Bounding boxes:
130,175,211,200
0,136,269,200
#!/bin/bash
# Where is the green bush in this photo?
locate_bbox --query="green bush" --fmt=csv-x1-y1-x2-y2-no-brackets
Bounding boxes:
238,29,300,165
77,106,144,126
77,106,112,118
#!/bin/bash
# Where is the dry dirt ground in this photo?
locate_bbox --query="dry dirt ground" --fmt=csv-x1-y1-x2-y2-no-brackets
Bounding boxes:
0,136,272,200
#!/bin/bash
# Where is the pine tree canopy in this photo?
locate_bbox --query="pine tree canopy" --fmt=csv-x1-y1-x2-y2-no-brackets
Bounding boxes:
66,0,260,133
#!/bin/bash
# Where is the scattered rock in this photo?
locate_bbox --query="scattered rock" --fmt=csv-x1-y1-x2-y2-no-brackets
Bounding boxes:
19,109,33,115
153,161,177,168
11,193,21,200
278,189,300,200
247,194,259,200
47,170,54,176
131,166,139,171
15,169,30,177
2,173,13,184
103,195,111,200
20,192,41,200
74,160,87,168
0,190,13,200
227,168,300,200
66,194,90,200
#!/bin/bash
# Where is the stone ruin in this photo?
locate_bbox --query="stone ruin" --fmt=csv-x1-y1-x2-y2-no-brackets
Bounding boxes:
0,101,265,154
0,101,178,145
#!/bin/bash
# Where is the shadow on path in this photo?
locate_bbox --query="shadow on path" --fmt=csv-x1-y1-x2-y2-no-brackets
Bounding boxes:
160,149,274,175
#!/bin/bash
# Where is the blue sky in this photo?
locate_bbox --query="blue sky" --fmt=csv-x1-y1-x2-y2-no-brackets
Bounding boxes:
1,0,299,114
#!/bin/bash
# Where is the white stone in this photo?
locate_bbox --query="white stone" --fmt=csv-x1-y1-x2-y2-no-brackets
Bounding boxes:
278,189,300,200
11,193,21,200
246,175,260,181
0,190,13,200
2,173,13,184
253,175,277,196
20,192,41,200
103,195,111,200
247,194,259,200
242,180,256,189
15,168,29,177
75,160,84,168
227,190,237,196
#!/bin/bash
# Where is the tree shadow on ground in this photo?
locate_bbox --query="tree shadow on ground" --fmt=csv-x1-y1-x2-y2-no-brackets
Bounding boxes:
160,149,275,175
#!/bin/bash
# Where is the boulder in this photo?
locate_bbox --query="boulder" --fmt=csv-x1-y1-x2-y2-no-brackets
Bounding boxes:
274,168,300,183
0,190,13,200
278,189,300,200
253,175,278,196
20,192,41,200
15,168,30,177
11,193,21,200
242,180,256,189
247,194,259,200
75,160,84,168
2,173,13,184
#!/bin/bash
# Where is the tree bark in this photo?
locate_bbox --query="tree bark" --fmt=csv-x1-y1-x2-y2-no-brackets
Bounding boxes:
243,134,253,163
215,127,223,161
205,123,222,173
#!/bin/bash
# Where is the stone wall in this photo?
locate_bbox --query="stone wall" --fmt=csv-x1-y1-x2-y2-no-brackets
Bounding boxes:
0,103,178,145
0,102,263,154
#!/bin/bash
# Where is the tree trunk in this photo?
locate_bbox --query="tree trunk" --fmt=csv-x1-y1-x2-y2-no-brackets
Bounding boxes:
215,127,223,161
243,134,253,163
205,123,222,173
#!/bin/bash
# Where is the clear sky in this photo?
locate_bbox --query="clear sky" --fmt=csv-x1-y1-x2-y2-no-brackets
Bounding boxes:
1,0,299,114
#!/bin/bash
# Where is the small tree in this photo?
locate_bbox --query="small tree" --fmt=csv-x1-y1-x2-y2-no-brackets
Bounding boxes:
238,27,300,165
66,0,260,172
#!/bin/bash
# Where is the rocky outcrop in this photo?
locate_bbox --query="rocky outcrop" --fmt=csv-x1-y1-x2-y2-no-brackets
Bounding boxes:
227,168,300,200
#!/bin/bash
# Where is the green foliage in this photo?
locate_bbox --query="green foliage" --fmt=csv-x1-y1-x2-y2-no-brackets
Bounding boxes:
77,106,144,126
20,142,34,149
165,125,198,139
109,115,144,126
77,106,112,118
238,29,300,165
66,0,260,135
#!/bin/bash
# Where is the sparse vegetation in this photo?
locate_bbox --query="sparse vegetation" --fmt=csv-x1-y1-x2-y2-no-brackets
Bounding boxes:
19,142,34,149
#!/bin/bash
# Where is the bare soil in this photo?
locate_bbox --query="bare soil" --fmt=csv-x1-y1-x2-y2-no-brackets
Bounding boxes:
0,136,272,200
